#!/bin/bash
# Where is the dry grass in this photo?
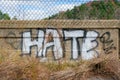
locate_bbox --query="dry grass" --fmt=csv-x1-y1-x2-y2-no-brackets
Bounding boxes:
50,54,120,80
0,48,50,80
0,47,120,80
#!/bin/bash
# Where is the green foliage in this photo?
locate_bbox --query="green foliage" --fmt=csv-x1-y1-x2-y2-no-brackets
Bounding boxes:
0,11,3,20
65,9,74,19
47,0,120,20
2,14,10,20
89,1,114,19
0,10,10,20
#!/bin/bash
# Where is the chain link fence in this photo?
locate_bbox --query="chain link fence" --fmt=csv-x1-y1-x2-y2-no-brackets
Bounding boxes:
0,0,120,20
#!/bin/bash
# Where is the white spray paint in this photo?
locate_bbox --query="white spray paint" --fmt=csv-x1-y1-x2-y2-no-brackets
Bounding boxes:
64,30,84,59
42,29,63,60
22,29,63,60
22,30,44,56
22,29,99,60
81,31,99,60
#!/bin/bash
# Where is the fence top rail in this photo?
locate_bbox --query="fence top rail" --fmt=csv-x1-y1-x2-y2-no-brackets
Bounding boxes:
0,20,119,29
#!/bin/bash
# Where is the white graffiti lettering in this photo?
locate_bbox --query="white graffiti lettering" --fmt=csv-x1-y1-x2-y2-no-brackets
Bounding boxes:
81,31,99,60
22,30,44,57
21,29,99,60
64,30,84,59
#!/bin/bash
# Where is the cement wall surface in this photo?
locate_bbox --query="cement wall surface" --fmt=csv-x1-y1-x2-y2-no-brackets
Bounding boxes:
0,20,119,61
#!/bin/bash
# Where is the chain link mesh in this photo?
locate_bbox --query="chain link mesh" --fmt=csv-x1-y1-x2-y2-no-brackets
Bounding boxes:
0,0,120,20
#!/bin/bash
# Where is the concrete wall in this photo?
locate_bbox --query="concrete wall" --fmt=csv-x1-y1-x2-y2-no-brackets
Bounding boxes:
0,20,119,61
